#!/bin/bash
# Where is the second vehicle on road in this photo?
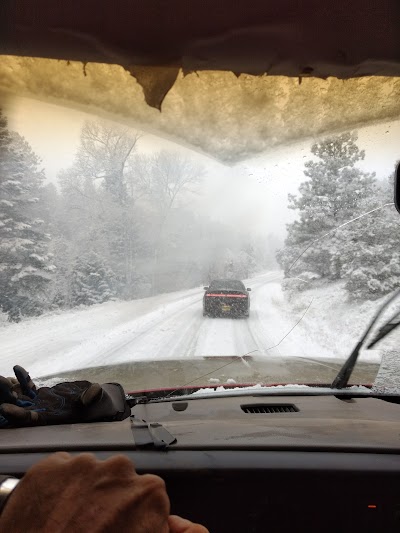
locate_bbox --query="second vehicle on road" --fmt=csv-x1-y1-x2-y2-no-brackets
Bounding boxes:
203,279,251,318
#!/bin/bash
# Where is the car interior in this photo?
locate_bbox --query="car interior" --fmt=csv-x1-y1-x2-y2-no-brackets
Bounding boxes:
1,1,400,531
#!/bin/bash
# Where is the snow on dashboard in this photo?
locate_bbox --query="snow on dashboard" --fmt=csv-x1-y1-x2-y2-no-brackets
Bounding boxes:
191,384,372,396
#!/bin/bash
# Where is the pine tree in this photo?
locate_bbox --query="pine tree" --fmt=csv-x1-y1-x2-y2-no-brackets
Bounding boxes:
71,252,116,307
343,168,400,299
0,111,55,321
277,132,377,281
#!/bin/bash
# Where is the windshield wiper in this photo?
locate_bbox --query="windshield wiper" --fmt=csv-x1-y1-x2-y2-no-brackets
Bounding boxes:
332,287,400,389
367,309,400,349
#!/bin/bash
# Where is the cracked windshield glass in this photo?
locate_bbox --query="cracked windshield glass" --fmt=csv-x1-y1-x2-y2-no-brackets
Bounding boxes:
0,57,400,392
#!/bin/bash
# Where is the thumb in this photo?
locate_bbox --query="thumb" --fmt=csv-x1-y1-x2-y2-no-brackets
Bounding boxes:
0,403,39,427
168,515,209,533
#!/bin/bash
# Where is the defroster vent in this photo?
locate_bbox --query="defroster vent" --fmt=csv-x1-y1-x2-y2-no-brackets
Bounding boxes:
241,404,299,414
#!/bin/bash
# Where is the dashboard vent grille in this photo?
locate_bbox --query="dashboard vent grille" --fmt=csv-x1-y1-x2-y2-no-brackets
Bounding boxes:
241,404,299,414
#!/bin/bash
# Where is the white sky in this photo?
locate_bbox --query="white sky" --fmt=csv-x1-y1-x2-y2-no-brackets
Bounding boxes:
3,96,400,241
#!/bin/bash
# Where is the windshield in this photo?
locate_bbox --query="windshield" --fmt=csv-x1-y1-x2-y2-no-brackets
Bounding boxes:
0,57,400,393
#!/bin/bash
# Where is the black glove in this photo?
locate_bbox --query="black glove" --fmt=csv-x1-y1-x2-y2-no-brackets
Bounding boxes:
0,366,130,428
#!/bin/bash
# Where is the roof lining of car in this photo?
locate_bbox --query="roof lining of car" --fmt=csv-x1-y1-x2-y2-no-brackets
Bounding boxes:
2,0,400,111
1,1,399,163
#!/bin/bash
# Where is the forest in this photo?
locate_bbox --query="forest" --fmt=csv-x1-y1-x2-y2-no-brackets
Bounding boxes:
2,102,398,324
0,110,270,322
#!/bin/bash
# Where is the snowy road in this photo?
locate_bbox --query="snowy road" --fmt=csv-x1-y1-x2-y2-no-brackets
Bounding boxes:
0,271,379,385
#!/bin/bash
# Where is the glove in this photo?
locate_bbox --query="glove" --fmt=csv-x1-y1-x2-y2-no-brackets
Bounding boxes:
0,366,130,427
0,366,38,427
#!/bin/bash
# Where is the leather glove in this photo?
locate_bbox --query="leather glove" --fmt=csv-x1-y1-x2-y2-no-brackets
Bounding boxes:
0,366,128,427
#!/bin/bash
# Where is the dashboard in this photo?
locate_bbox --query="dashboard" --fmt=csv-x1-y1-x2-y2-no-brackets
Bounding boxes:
1,394,400,531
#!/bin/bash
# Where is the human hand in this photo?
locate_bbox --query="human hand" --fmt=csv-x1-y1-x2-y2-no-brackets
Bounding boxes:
0,452,208,532
169,515,210,532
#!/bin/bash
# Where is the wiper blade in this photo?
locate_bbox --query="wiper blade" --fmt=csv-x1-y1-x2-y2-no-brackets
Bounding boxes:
367,309,400,349
332,287,400,389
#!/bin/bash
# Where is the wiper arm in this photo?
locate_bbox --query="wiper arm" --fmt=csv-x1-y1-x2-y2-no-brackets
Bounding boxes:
367,309,400,349
332,287,400,389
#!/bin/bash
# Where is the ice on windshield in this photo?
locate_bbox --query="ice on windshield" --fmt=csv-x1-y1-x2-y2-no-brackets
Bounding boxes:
0,57,399,164
0,61,400,391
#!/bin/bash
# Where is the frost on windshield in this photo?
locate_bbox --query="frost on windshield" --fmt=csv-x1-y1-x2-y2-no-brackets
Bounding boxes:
0,56,399,162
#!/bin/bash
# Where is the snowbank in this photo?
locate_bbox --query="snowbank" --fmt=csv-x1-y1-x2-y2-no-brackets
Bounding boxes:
279,279,400,363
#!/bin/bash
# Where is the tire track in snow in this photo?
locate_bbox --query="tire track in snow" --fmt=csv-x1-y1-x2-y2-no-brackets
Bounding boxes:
155,310,205,359
77,294,203,368
0,287,204,373
243,272,284,357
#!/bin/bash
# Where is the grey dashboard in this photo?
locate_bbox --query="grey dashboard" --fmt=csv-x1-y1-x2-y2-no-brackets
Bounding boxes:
2,394,400,532
1,394,400,453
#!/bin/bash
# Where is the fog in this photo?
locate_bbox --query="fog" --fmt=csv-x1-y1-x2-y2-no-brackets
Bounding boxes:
4,95,400,244
1,69,400,319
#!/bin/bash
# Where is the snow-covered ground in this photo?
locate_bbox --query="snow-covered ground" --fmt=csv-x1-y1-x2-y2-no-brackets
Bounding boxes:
0,271,392,379
280,280,400,363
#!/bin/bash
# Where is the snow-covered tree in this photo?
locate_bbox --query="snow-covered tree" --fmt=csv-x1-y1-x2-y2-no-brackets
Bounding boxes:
76,121,140,206
277,132,377,281
59,121,144,298
235,249,257,279
71,252,116,307
342,168,400,299
134,151,204,293
0,111,54,321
